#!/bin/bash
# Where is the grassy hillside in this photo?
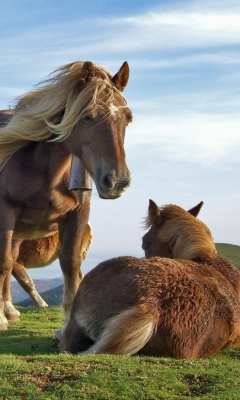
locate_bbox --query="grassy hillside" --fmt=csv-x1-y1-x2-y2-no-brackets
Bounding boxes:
1,306,240,399
16,284,63,307
216,243,240,269
12,278,63,303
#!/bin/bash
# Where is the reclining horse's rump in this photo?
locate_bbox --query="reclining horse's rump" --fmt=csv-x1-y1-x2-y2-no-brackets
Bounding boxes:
60,257,160,354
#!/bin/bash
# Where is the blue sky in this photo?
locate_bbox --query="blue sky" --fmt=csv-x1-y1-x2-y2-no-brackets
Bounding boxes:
1,0,240,280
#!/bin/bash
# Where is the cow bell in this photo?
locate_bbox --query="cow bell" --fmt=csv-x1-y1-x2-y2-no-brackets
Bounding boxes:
69,155,92,204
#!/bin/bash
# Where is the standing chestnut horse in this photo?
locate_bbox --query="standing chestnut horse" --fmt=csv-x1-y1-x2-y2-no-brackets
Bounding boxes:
0,60,132,330
59,200,240,359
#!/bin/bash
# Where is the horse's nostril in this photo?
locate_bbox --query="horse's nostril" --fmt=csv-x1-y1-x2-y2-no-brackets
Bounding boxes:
100,174,130,193
101,174,115,189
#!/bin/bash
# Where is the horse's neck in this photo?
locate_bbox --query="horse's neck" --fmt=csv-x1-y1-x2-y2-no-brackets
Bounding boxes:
34,139,70,164
0,110,72,177
4,140,72,188
35,141,73,183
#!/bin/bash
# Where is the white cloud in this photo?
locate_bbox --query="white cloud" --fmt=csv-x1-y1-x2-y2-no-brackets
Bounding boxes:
1,1,240,63
126,112,240,165
129,51,240,70
101,4,240,52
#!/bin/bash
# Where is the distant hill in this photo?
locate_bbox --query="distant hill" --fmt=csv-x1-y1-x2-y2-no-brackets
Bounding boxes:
216,243,240,269
13,243,240,307
16,284,63,307
12,277,63,304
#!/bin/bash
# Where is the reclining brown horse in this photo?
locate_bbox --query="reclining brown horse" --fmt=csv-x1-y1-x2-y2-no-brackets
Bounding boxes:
10,223,92,308
0,60,132,330
59,200,240,359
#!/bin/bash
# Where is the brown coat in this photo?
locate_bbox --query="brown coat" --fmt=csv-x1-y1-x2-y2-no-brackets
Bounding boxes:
59,200,240,359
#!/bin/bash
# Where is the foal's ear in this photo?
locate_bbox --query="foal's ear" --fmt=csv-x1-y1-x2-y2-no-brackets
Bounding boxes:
148,199,160,219
188,201,204,217
80,61,95,84
111,61,129,91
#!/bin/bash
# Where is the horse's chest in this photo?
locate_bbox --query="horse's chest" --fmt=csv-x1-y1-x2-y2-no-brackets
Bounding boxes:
19,191,78,218
13,192,78,239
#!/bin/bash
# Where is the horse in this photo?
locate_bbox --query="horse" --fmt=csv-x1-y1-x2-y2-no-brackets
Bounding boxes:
0,60,132,330
10,223,92,308
59,200,240,359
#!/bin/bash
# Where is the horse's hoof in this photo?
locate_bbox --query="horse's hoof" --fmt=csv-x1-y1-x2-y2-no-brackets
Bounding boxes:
0,315,8,330
35,300,48,308
4,301,21,321
5,313,20,321
30,290,48,308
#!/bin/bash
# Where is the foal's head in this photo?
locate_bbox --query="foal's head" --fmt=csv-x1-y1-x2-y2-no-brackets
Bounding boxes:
142,200,218,261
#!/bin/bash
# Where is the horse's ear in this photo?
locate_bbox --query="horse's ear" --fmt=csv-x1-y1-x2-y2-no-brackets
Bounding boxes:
80,61,95,85
111,62,129,91
148,199,160,219
188,201,204,217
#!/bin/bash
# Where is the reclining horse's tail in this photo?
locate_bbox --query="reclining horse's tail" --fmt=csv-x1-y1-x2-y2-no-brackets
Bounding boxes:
80,305,158,356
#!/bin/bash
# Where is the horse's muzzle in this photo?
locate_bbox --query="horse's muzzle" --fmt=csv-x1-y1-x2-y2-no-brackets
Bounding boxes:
98,173,131,199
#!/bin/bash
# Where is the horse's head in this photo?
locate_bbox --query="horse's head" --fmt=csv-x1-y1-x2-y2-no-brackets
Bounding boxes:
142,199,217,261
64,61,132,199
0,62,131,187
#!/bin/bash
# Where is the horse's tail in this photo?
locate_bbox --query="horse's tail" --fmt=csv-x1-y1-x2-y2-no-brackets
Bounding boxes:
80,305,158,356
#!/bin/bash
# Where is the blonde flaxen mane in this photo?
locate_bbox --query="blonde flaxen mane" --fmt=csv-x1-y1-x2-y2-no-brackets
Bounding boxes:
0,62,126,172
146,204,218,261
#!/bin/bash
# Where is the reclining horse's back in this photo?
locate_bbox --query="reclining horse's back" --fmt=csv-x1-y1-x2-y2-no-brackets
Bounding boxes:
59,200,240,358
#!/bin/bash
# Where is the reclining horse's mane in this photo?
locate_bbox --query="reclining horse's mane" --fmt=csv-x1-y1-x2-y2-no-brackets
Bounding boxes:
144,203,218,261
0,61,128,172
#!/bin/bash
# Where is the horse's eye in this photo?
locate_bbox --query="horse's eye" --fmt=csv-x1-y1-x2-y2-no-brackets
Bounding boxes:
82,115,93,123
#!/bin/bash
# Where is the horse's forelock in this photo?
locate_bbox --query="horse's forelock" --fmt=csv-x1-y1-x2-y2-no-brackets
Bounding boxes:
48,79,127,141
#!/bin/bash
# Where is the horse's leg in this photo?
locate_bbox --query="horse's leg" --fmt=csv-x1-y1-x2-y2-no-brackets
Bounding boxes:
12,262,48,308
60,202,91,316
59,317,94,353
3,239,22,320
14,234,60,308
56,197,91,340
3,269,21,320
0,209,16,329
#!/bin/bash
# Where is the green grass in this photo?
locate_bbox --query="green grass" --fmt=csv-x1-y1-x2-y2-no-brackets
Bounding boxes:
216,243,240,269
1,307,240,399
